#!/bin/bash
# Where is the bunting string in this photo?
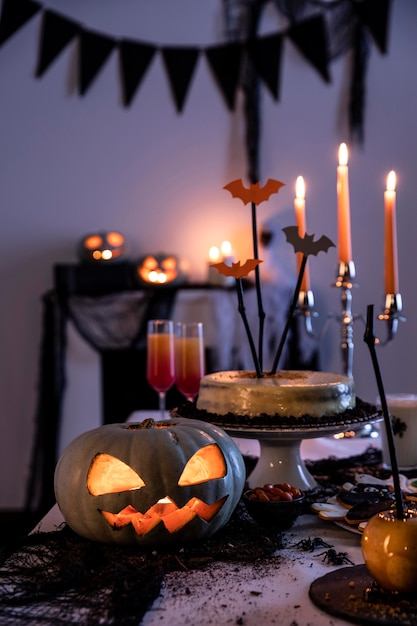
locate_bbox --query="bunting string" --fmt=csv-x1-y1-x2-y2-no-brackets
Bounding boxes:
0,0,391,146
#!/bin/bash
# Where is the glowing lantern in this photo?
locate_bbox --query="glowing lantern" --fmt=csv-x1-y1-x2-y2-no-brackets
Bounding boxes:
136,253,185,285
78,231,126,262
54,418,245,546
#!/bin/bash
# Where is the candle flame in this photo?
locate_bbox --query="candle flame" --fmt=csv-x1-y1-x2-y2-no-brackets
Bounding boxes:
338,143,348,166
387,170,396,192
148,270,167,283
209,246,220,262
221,240,232,255
295,175,305,199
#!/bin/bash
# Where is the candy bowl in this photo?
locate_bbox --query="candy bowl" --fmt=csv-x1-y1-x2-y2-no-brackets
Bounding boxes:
243,482,304,530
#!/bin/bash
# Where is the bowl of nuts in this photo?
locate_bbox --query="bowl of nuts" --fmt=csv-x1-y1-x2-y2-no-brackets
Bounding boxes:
243,482,304,530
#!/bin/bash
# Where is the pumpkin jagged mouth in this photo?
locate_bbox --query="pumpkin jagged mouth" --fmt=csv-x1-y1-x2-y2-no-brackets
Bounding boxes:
100,495,228,535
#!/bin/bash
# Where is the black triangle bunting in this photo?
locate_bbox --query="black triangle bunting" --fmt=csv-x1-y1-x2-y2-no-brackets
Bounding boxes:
247,32,283,100
288,14,331,84
0,0,41,47
206,42,242,111
78,28,115,96
161,46,200,113
35,10,79,78
355,0,392,54
0,0,392,134
119,39,156,107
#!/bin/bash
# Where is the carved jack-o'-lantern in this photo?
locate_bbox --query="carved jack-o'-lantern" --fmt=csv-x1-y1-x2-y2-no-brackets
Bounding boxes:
78,231,126,262
136,253,185,285
54,418,245,546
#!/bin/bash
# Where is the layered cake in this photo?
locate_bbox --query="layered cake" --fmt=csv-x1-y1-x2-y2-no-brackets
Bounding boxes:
197,370,355,419
176,369,377,429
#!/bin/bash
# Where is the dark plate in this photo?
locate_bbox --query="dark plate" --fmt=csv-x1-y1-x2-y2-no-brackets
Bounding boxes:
310,564,417,625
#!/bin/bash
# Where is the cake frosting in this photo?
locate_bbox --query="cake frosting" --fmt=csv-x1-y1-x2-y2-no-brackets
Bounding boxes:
196,370,355,419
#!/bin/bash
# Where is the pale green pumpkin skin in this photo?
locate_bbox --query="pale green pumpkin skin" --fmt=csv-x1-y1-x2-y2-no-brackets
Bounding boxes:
54,418,245,547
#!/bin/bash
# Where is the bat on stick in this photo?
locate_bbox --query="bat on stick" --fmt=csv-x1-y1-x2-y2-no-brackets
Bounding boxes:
282,226,335,257
224,179,285,205
211,259,263,279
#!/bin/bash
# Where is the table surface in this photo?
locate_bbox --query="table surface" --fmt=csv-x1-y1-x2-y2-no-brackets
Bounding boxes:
34,412,384,626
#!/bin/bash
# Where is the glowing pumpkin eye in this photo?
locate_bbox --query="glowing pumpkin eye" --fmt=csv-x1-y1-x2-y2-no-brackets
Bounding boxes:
178,444,226,486
106,231,124,247
84,235,103,249
162,257,177,270
87,453,145,495
143,256,158,269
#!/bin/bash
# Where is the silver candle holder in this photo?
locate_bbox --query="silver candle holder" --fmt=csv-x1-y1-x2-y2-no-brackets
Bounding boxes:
296,261,406,378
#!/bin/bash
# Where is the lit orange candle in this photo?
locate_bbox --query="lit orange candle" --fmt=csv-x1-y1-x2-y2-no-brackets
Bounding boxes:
294,175,310,291
384,170,399,294
337,143,352,264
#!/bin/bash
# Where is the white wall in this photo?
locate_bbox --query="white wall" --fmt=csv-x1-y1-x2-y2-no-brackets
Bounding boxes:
1,0,416,509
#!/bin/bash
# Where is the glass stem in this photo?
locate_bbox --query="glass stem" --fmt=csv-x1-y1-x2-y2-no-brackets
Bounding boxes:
158,391,166,419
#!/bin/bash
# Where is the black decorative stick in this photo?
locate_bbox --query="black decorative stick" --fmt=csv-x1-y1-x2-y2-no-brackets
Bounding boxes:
364,304,404,520
270,255,307,374
236,277,262,377
270,227,335,373
223,178,284,371
251,200,265,370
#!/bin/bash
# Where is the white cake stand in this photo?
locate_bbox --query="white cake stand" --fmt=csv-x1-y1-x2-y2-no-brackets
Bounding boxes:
224,419,380,491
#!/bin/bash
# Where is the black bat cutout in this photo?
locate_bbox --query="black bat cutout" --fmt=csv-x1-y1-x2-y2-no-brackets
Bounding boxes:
282,226,335,257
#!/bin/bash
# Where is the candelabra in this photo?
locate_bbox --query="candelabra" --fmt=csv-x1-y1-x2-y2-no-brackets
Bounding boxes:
297,261,406,379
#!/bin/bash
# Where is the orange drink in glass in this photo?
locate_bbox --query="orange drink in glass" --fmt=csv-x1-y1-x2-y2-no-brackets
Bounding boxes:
175,322,205,402
146,319,175,416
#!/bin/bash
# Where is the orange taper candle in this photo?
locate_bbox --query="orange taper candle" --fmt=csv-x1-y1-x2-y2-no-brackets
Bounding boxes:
384,170,399,294
337,143,352,264
294,175,310,291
